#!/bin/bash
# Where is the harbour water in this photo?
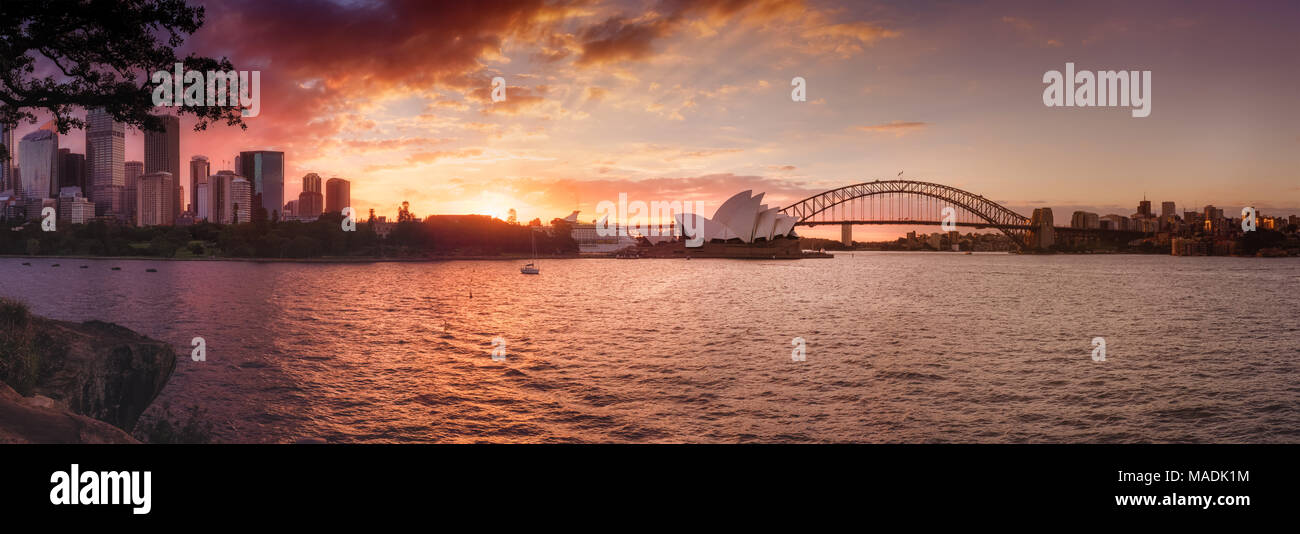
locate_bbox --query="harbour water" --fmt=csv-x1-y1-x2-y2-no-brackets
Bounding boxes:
1,254,1297,443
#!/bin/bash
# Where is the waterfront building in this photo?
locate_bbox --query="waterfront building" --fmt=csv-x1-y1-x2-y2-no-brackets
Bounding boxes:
297,190,323,220
124,161,143,226
325,177,350,215
238,151,285,219
196,181,210,222
230,177,252,223
85,108,125,217
57,187,94,225
1070,211,1100,229
145,114,181,221
18,129,59,201
58,149,86,193
136,171,174,226
190,155,210,216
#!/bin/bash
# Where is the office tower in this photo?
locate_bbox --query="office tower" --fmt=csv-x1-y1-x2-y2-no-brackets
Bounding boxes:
229,177,252,223
196,181,210,221
85,108,125,217
0,122,13,191
1137,199,1152,218
190,155,210,215
1161,202,1176,218
238,151,284,219
144,114,181,222
136,171,174,226
325,177,351,214
123,161,144,226
58,187,94,225
18,129,59,200
209,170,235,223
283,200,297,218
58,149,86,194
302,172,322,195
298,190,323,220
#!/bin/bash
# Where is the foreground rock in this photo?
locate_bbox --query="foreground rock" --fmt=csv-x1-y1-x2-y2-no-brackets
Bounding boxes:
0,383,138,443
1,298,176,442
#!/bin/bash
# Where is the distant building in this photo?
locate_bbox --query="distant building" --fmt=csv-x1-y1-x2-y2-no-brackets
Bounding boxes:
18,129,59,201
124,161,143,225
0,123,13,191
297,190,323,220
208,170,241,224
1100,214,1130,231
190,155,210,216
302,173,322,194
230,177,252,223
1136,199,1152,218
282,200,298,218
195,181,210,222
145,114,181,221
85,108,125,217
136,171,174,226
325,177,350,215
58,149,86,193
238,151,284,220
57,187,94,225
1161,201,1176,218
1070,210,1100,229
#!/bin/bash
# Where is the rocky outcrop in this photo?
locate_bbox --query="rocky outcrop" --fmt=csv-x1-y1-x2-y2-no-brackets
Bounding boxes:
0,298,176,441
0,383,138,443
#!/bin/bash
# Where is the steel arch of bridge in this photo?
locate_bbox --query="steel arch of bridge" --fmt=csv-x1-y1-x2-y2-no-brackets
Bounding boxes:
780,180,1032,249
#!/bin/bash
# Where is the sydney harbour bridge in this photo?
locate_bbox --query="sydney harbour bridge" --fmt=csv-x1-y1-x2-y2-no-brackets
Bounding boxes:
779,180,1139,251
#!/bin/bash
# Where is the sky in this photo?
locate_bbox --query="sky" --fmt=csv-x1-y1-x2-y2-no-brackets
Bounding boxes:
14,0,1300,240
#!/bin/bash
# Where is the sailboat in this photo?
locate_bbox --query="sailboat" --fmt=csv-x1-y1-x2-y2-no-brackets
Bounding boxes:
520,230,540,274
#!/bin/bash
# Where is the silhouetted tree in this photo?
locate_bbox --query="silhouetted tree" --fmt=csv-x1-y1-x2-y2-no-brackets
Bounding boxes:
0,0,248,162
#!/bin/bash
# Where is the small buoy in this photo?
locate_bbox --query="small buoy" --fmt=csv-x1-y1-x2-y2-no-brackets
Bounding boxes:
111,267,121,271
21,262,30,266
51,264,60,267
145,268,157,273
80,265,89,269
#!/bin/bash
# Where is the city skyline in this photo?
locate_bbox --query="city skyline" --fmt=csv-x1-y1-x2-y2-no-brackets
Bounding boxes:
3,0,1298,241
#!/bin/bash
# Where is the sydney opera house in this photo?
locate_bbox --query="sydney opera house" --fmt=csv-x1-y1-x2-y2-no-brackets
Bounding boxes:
638,190,808,258
676,190,800,247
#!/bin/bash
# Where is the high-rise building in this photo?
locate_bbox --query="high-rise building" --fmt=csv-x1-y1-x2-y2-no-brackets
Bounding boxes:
209,170,235,224
238,151,284,220
1161,202,1176,218
124,161,144,226
58,187,94,225
302,173,322,195
58,149,86,193
298,190,323,220
190,155,210,215
0,123,14,192
325,177,350,215
85,108,125,217
1136,199,1152,218
1070,211,1100,229
196,181,211,222
283,200,298,218
145,114,181,222
229,177,252,224
136,171,174,226
18,129,59,201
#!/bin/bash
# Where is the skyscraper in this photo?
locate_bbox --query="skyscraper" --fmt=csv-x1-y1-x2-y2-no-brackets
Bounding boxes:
1161,202,1176,218
298,190,323,220
136,171,174,226
325,177,351,215
124,161,144,226
86,108,125,218
190,155,210,215
0,122,13,192
1137,199,1152,218
58,149,86,194
196,181,210,221
238,151,284,220
18,129,59,201
230,177,252,224
302,172,322,195
145,114,181,222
